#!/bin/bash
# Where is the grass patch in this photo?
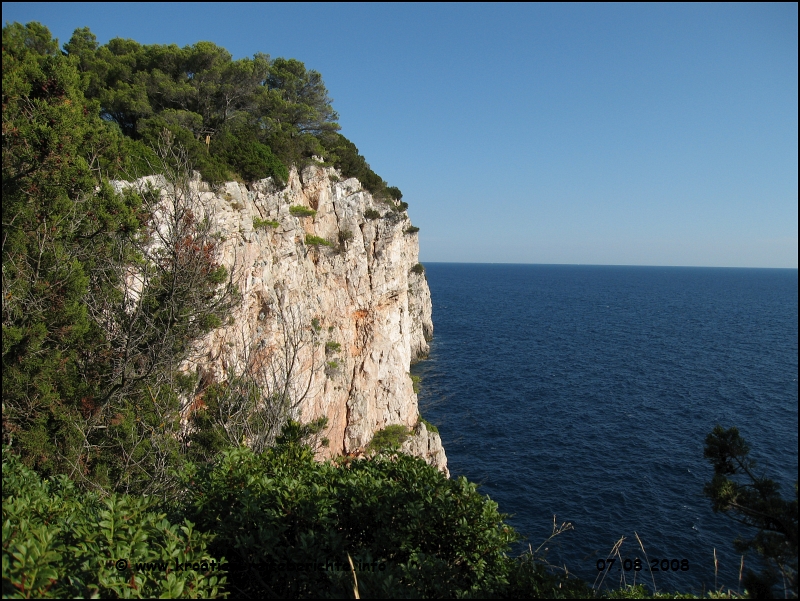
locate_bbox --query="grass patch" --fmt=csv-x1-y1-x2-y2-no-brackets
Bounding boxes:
290,205,316,217
253,217,280,229
366,424,410,454
305,234,331,247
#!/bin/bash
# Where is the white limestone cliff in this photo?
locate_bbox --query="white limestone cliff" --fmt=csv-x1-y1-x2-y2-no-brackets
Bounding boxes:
114,163,447,475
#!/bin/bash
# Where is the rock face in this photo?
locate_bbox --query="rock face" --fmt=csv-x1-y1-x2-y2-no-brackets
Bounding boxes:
114,164,447,475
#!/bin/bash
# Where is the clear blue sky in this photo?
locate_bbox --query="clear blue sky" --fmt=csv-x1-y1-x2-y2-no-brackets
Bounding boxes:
4,2,797,267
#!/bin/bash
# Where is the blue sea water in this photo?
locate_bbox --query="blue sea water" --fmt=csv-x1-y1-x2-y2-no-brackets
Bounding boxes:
412,264,798,595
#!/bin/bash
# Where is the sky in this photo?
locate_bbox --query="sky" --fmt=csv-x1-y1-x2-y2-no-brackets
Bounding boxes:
3,2,798,268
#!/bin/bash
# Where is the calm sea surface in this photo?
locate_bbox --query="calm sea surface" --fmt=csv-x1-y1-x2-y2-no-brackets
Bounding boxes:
412,264,798,595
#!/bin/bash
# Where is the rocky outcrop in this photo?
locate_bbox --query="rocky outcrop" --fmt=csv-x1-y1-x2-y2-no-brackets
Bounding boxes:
114,163,446,474
402,422,449,478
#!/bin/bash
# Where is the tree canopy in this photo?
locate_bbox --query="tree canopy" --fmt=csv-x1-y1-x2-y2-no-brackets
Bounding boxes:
49,24,400,197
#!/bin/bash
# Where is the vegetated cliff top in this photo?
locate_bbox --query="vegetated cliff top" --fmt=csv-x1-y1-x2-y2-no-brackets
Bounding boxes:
6,20,404,201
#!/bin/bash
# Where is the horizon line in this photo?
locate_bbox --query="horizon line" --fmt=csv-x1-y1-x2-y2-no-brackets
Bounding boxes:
417,261,798,270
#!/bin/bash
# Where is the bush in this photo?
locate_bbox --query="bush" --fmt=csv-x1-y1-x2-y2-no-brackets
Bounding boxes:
386,186,403,201
364,208,381,219
290,205,317,218
337,229,354,246
410,374,422,395
419,417,439,434
325,341,341,354
325,360,340,377
366,424,411,454
304,234,331,247
2,449,226,599
178,443,518,598
253,217,280,229
405,225,420,234
410,263,425,275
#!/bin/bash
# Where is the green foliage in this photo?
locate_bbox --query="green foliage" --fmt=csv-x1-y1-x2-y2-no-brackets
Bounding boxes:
411,263,425,275
405,225,420,234
325,341,341,354
290,204,317,217
2,449,227,599
410,374,422,395
179,442,517,598
253,216,280,229
364,208,382,219
2,22,141,478
305,234,331,247
325,360,340,377
703,426,798,598
55,24,409,189
386,186,402,201
418,417,438,435
2,21,240,494
209,129,288,184
319,132,402,203
337,228,354,246
366,425,411,454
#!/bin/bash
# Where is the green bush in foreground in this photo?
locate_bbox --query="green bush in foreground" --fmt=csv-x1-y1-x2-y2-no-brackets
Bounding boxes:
2,450,226,599
179,441,517,598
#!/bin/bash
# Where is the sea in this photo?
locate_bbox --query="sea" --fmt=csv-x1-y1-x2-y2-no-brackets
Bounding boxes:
411,263,798,595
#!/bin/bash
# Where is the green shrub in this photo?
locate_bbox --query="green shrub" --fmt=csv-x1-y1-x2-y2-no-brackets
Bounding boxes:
325,360,340,377
393,201,409,212
366,424,411,454
325,341,341,354
253,217,280,229
411,263,425,275
410,374,422,394
290,205,317,218
179,443,517,598
337,229,354,246
2,449,226,599
364,208,381,219
386,186,403,201
419,417,439,434
304,234,331,247
405,225,420,234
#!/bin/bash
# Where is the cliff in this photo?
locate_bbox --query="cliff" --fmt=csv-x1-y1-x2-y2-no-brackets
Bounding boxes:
114,163,448,475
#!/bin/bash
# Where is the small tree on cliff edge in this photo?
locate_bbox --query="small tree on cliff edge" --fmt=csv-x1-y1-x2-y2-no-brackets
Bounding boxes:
703,425,798,598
